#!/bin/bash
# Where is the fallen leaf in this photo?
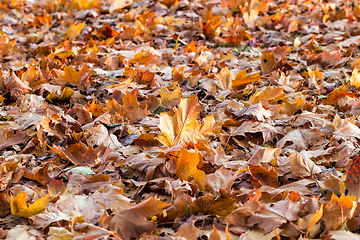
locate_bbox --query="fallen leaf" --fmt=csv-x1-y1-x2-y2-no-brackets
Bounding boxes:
11,192,49,218
247,200,301,233
174,221,199,240
345,156,360,200
177,147,206,191
159,85,182,108
329,230,360,240
238,228,281,240
48,227,74,240
322,193,357,231
209,225,221,240
4,72,31,98
157,96,221,147
109,0,133,13
307,204,323,237
110,197,169,239
289,152,322,178
64,22,85,40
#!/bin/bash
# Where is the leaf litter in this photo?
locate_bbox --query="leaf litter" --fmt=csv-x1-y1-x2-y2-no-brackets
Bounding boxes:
1,0,360,239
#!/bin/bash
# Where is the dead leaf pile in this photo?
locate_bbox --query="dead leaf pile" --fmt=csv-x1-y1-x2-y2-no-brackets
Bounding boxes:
1,0,360,239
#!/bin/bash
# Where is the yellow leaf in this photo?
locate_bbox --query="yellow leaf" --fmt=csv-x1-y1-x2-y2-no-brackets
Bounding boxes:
159,85,182,108
64,22,85,41
157,96,221,147
307,66,323,90
232,70,262,89
216,67,235,91
11,192,49,218
177,147,206,191
109,0,133,13
243,9,258,28
350,67,360,89
307,204,323,237
249,86,285,105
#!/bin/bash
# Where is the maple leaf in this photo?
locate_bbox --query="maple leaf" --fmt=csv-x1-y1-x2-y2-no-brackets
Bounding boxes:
322,193,357,231
345,156,360,200
247,200,301,233
216,67,234,91
289,152,322,178
105,90,149,122
4,72,31,98
176,147,206,191
159,85,182,108
350,67,360,89
48,141,100,166
109,0,133,13
249,164,280,187
243,9,258,28
64,22,85,40
232,70,262,89
11,192,49,218
307,204,323,237
157,96,221,147
109,197,169,239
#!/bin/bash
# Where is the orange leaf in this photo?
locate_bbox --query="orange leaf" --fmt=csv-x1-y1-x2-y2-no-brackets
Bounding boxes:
11,192,49,218
121,90,149,121
177,147,206,191
64,22,85,40
4,72,31,98
350,67,360,89
345,156,360,200
232,70,262,89
307,204,323,237
323,193,357,231
249,165,280,187
216,67,235,91
209,225,221,240
63,65,81,86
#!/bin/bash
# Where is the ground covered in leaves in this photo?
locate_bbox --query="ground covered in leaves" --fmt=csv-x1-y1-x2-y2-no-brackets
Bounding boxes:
2,0,360,239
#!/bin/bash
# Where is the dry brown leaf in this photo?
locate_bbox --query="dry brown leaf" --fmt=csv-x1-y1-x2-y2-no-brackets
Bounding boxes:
110,197,169,239
174,221,199,240
4,72,31,98
247,200,301,233
289,153,322,178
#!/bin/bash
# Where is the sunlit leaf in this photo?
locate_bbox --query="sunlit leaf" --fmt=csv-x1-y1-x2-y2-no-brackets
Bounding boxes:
11,192,49,218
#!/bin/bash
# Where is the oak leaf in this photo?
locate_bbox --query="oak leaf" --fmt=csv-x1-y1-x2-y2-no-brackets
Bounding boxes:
11,192,49,218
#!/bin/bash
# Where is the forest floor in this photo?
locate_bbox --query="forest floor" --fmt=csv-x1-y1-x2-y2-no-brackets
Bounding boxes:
1,0,360,239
